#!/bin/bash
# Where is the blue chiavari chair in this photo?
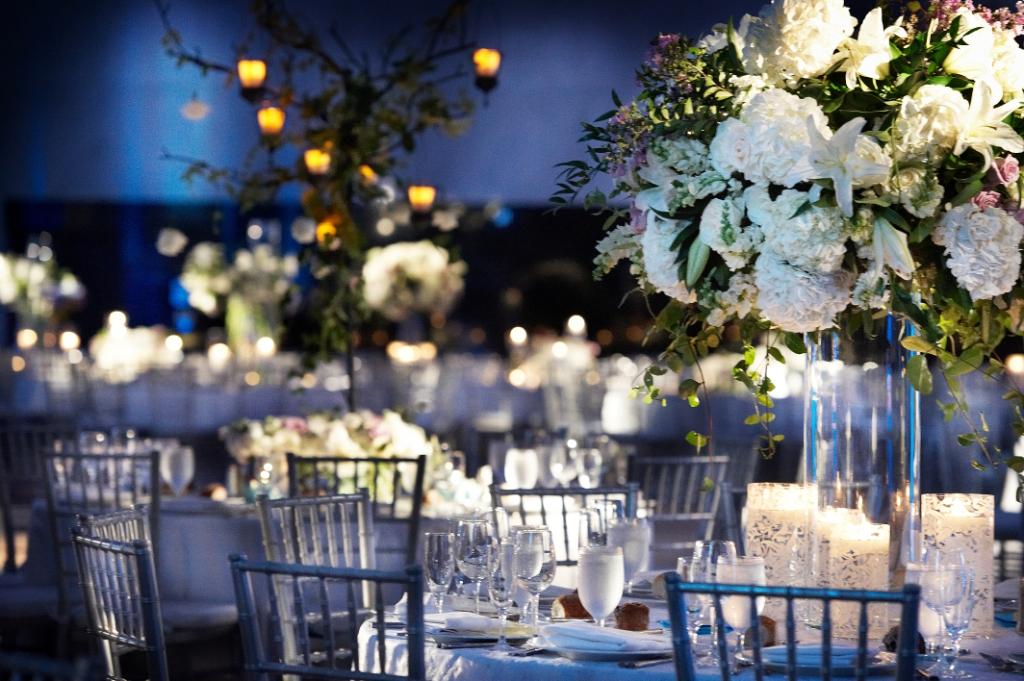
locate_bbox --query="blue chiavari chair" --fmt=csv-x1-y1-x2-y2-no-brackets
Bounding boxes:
230,555,426,681
664,572,920,681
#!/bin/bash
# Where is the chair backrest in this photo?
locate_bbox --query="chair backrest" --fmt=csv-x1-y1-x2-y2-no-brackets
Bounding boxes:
490,484,639,565
43,450,160,617
257,491,377,603
77,507,151,546
627,454,729,565
0,652,101,681
663,572,920,681
287,453,425,564
71,530,169,681
0,419,76,572
230,555,426,681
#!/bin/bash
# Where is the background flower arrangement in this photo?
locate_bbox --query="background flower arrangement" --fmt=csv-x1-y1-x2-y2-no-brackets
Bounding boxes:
362,240,467,322
555,0,1024,466
0,251,85,330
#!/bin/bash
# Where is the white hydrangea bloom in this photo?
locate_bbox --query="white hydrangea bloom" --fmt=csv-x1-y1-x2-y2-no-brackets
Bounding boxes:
754,252,852,332
852,265,890,309
648,137,709,175
636,138,729,214
887,165,945,218
156,228,188,257
699,195,762,270
706,273,759,326
933,204,1024,301
742,0,856,81
362,240,466,320
993,27,1024,99
890,85,968,161
641,217,697,303
712,89,830,187
743,186,848,273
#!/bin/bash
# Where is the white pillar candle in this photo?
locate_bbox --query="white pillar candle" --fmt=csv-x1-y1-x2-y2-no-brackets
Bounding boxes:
922,493,994,636
826,509,890,637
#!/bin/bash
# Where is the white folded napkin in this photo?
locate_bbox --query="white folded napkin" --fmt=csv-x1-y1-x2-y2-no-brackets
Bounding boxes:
761,644,862,665
539,621,672,653
425,612,497,632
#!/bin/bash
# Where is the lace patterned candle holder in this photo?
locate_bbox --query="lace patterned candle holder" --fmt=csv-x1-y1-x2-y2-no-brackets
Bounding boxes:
745,483,815,620
922,493,994,636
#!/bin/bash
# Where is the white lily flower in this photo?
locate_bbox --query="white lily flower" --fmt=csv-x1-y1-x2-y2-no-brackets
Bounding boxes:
953,81,1024,170
872,216,915,279
807,116,892,217
833,8,904,88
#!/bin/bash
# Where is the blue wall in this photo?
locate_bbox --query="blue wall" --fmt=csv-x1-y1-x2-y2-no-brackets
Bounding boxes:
0,0,801,207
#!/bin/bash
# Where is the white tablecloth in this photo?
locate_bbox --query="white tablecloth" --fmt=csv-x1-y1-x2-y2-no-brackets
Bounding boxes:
25,497,451,604
357,597,1024,681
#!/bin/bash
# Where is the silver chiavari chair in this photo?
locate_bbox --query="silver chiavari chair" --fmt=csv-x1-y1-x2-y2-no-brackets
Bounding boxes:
230,555,426,681
0,652,101,681
627,454,729,566
71,530,169,681
77,507,152,546
286,454,425,565
490,483,639,565
42,450,160,643
0,418,75,574
664,572,920,681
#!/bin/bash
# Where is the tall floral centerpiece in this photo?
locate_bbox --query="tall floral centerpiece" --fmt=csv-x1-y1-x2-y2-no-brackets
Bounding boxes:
157,0,492,408
0,251,85,336
558,0,1024,593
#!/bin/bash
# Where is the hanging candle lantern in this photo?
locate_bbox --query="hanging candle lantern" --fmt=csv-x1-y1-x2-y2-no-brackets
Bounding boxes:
257,105,285,138
407,184,437,214
237,59,267,102
473,48,501,93
304,147,331,175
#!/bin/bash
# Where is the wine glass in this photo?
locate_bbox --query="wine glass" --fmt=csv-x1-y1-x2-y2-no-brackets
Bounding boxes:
919,563,975,679
716,556,767,657
577,446,603,488
691,540,737,665
905,561,946,661
549,439,579,487
456,519,492,614
490,507,510,542
577,545,624,627
504,447,540,489
487,540,516,651
513,528,557,635
677,557,708,653
607,517,651,592
578,505,607,555
424,532,455,614
160,445,195,497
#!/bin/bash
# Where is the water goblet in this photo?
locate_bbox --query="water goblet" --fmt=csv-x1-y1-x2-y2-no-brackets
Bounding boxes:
578,545,624,627
487,540,516,651
577,505,606,553
424,532,455,614
456,519,492,614
513,528,557,635
677,557,708,654
919,563,974,680
607,517,651,592
691,540,737,665
716,555,767,658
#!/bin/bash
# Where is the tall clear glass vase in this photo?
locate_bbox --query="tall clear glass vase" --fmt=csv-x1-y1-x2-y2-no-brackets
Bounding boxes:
803,316,921,635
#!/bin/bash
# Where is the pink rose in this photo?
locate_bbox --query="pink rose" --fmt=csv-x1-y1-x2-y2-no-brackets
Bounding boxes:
629,206,647,234
991,156,1020,186
971,190,1003,210
282,417,308,433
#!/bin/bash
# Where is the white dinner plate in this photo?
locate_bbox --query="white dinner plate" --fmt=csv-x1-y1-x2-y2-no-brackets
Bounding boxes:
548,645,673,662
736,648,897,677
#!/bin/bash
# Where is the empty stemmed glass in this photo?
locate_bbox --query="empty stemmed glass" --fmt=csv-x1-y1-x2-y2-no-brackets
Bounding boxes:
677,557,708,654
487,539,516,651
513,528,558,635
160,445,195,497
577,505,606,553
424,532,455,614
920,562,975,679
691,540,737,665
456,519,492,614
607,517,651,593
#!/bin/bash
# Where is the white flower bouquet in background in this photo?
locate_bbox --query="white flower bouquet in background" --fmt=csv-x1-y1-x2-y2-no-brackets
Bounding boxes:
0,251,85,329
556,0,1024,463
362,240,466,321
